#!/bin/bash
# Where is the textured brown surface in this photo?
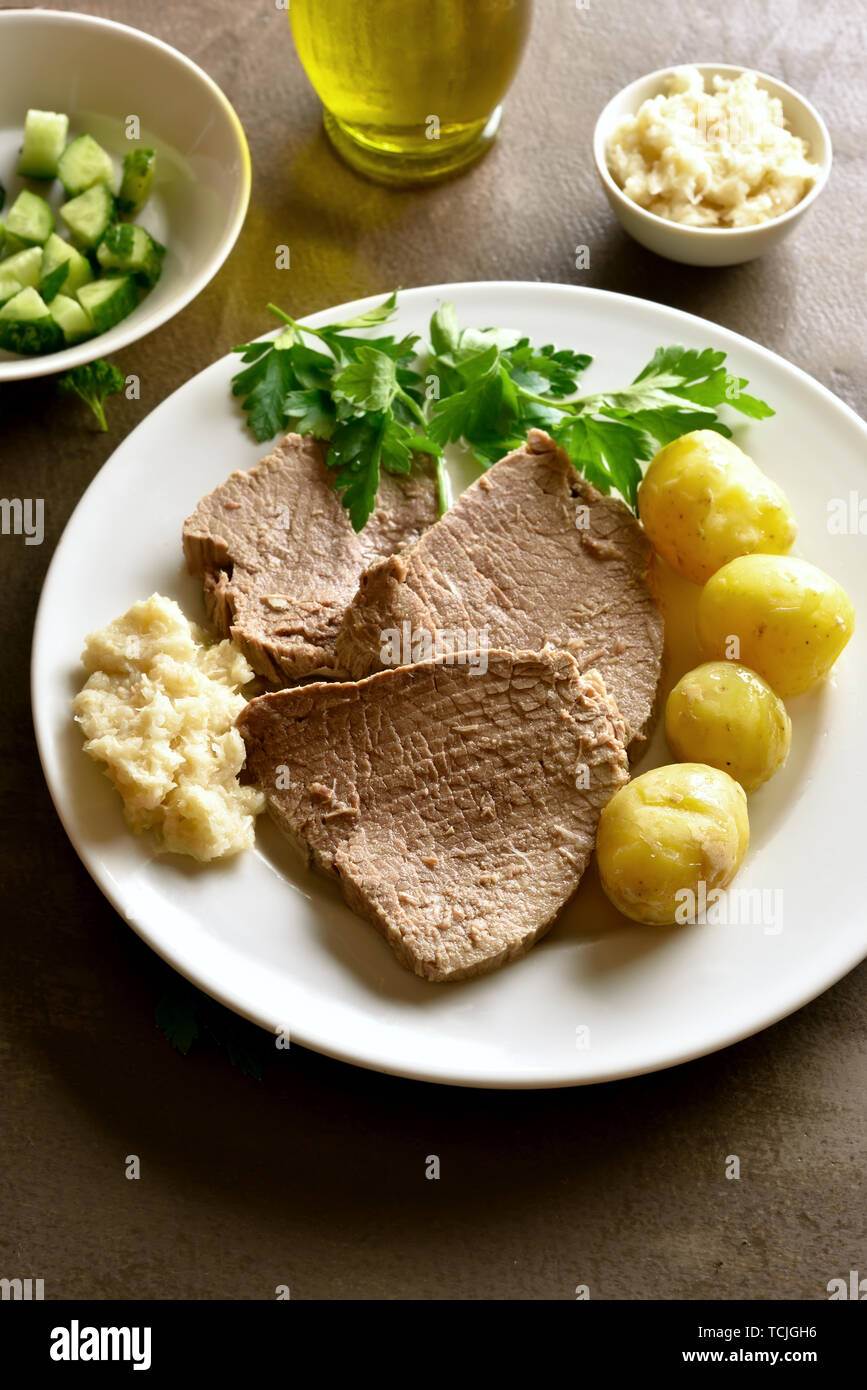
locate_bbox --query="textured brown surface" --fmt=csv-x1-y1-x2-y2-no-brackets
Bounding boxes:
1,0,865,1301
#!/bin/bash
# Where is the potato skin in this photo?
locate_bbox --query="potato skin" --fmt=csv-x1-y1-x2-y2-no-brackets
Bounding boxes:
665,661,791,792
696,554,856,697
637,430,796,584
596,763,749,927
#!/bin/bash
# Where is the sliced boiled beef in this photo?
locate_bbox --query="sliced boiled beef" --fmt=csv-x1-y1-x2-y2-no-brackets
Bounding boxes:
183,432,438,682
236,648,629,982
335,429,663,756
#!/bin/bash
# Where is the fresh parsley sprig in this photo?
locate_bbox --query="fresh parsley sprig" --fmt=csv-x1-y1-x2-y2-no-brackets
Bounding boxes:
230,293,773,529
232,293,448,528
425,312,774,508
57,359,125,432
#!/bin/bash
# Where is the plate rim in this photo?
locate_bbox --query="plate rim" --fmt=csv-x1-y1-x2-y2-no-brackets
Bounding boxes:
31,279,867,1088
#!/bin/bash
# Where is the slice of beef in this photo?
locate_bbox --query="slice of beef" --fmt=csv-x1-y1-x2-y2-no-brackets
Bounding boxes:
335,428,663,755
182,432,438,683
237,648,629,983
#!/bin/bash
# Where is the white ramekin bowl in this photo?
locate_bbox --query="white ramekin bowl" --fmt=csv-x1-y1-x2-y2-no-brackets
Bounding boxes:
593,63,832,267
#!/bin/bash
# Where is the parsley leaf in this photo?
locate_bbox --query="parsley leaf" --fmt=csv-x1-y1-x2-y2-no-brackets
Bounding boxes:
548,344,775,502
319,290,399,333
631,344,775,419
230,295,774,526
554,414,652,509
501,339,592,397
230,295,431,528
283,388,336,439
724,377,777,419
155,981,264,1079
231,344,296,442
57,359,125,432
327,415,385,531
333,346,401,413
429,302,460,356
155,987,199,1055
427,349,505,447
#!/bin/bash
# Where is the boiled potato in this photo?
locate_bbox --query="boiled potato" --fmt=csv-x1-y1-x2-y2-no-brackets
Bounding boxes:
696,554,855,698
638,430,796,584
665,661,791,792
596,763,749,927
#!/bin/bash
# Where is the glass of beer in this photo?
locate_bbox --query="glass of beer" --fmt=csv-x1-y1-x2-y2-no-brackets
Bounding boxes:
289,0,533,184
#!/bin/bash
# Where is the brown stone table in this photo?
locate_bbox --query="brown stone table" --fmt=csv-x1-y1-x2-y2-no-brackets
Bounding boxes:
1,0,864,1300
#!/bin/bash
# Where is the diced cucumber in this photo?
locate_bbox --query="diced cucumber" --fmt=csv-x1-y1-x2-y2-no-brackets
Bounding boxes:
4,190,55,247
60,183,116,250
0,246,43,289
18,109,70,178
0,286,64,355
49,292,94,344
118,148,156,215
77,275,138,332
40,262,69,303
41,232,94,300
0,274,23,307
97,223,164,288
57,133,116,196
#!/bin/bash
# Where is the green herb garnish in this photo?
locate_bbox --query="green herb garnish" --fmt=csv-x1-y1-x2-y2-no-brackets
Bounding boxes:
231,293,773,530
58,358,125,431
155,981,264,1079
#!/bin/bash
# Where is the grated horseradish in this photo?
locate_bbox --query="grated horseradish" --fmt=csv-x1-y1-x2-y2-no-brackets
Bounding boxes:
606,66,820,228
73,594,264,861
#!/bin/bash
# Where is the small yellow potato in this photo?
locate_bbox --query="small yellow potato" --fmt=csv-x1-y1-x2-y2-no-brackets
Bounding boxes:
696,554,856,698
596,763,749,927
638,430,797,584
665,661,792,792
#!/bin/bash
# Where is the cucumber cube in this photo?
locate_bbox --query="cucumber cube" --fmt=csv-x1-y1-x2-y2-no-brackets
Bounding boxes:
49,292,95,344
0,274,24,307
118,148,156,216
57,133,116,196
40,262,69,303
0,246,43,289
4,190,55,247
18,109,70,178
60,183,116,250
41,232,94,300
97,223,164,287
77,275,138,332
0,286,64,355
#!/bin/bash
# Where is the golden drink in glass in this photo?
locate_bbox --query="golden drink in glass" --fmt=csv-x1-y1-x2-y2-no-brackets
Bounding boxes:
289,0,533,184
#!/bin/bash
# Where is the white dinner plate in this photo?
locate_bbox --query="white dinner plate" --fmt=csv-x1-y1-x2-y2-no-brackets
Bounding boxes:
32,282,867,1088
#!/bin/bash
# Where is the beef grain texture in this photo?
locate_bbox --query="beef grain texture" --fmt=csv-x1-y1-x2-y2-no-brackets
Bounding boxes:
237,648,630,982
336,429,664,755
182,433,438,682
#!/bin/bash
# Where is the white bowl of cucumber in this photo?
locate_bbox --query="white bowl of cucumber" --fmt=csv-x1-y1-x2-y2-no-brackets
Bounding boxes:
0,9,251,382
